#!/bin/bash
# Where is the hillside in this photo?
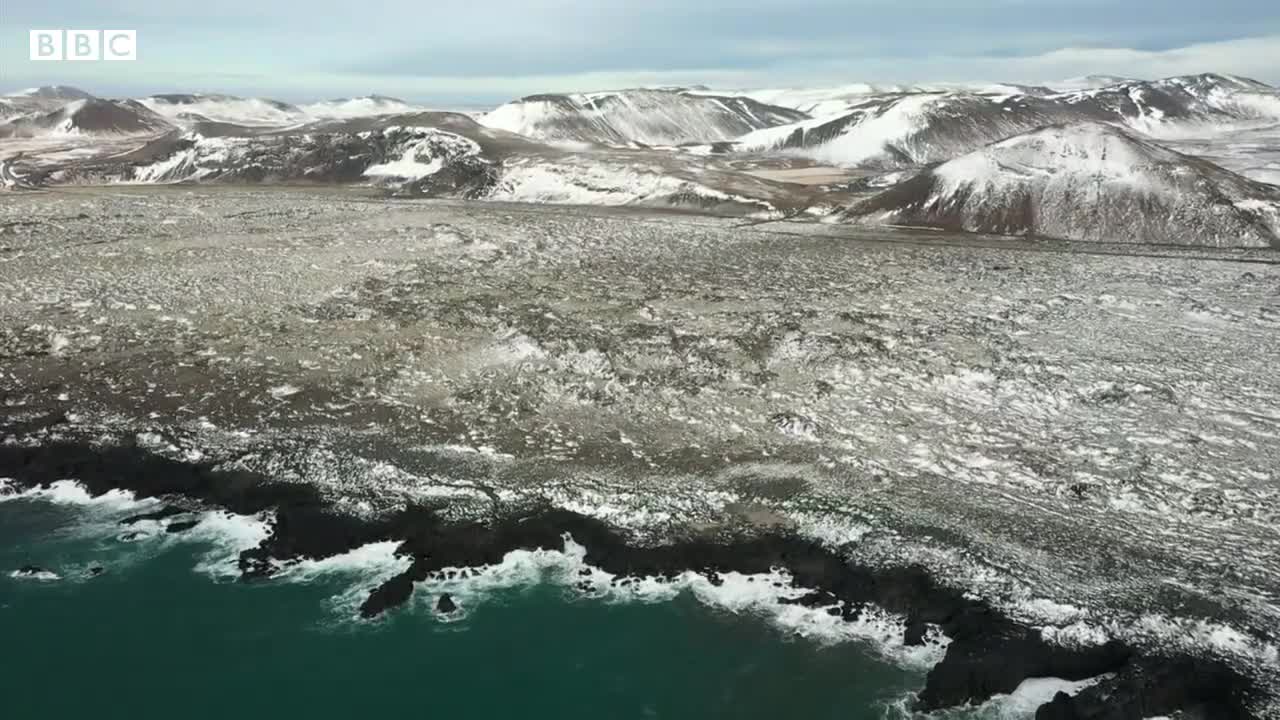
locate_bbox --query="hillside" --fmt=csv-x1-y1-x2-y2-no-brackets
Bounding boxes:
841,122,1280,247
730,74,1280,168
480,89,808,147
0,98,173,138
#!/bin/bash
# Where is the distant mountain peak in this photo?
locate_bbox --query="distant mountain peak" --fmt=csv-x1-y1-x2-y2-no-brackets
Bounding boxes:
842,121,1280,248
480,88,808,146
7,85,95,100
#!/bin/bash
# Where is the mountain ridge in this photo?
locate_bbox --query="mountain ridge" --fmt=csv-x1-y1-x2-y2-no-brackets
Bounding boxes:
479,88,808,147
840,122,1280,247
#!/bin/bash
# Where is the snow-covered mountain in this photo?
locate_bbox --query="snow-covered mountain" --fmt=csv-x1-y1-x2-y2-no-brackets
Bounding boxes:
7,74,1279,244
35,112,807,215
728,74,1280,168
480,88,808,147
138,93,308,127
1048,75,1143,91
299,95,421,119
840,122,1280,248
7,85,96,101
1,85,96,119
708,82,1056,118
703,84,923,118
1054,73,1280,134
731,92,1077,168
0,98,173,138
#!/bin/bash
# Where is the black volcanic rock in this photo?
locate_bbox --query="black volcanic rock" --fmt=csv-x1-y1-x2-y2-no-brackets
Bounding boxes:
903,620,929,646
165,519,200,534
121,506,188,525
436,593,458,614
1035,658,1254,719
916,621,1131,711
0,437,323,517
359,574,415,619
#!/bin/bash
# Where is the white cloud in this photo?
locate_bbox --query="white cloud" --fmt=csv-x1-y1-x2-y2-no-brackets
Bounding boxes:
6,33,1277,104
293,34,1280,99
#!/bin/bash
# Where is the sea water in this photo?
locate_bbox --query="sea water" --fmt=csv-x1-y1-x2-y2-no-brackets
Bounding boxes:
0,489,1059,719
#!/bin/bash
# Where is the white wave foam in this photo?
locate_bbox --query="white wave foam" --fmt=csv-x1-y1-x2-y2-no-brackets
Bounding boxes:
273,540,411,583
399,535,949,668
268,540,416,618
883,674,1105,720
0,479,153,511
971,676,1105,719
185,511,272,579
9,568,61,582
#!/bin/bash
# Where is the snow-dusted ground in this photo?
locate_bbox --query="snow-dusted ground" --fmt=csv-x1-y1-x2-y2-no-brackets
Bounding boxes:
1,190,1277,711
1163,123,1280,186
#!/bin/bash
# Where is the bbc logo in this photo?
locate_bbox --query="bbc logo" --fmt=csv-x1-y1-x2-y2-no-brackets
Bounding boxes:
30,30,137,61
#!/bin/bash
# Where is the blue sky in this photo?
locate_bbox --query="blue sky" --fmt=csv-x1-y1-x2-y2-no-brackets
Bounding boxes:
2,0,1278,104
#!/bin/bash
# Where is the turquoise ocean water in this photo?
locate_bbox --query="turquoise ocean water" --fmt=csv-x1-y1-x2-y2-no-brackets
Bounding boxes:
0,493,1037,719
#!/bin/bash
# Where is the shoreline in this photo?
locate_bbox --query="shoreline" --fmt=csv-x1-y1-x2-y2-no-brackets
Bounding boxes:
0,428,1263,718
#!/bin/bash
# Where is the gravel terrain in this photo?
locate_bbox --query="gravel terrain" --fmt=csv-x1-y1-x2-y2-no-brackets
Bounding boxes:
2,186,1279,708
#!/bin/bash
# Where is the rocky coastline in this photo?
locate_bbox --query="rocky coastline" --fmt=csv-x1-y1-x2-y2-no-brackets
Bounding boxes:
0,427,1263,719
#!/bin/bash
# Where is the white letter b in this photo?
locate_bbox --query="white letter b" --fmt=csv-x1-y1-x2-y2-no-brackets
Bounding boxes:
67,30,101,61
29,30,63,61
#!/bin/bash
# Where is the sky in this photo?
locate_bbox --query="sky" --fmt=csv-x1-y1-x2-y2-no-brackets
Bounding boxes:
2,0,1278,105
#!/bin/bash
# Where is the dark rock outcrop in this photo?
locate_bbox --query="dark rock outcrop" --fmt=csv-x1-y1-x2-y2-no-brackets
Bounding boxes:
0,438,323,516
121,506,188,525
1035,658,1254,719
916,615,1131,710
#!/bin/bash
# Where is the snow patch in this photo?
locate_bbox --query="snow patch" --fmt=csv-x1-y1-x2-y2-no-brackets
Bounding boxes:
361,127,480,181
